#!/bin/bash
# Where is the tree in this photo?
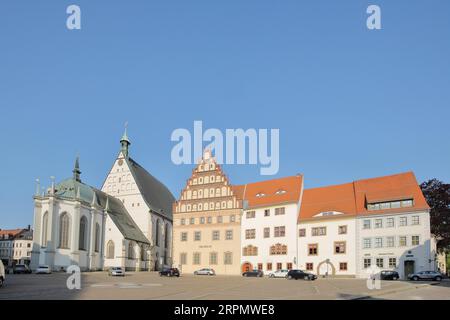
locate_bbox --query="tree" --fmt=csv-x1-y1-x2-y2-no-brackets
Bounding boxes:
420,179,450,251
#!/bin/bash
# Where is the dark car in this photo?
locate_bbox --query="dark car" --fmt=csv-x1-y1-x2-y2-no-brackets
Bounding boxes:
286,269,317,280
380,270,399,280
159,268,180,277
13,264,32,274
242,270,264,277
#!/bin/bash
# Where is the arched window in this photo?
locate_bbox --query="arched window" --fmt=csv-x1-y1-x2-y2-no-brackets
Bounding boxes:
155,219,160,246
79,216,87,250
164,223,169,249
41,211,48,247
128,241,134,259
94,223,100,252
106,240,115,259
59,212,70,249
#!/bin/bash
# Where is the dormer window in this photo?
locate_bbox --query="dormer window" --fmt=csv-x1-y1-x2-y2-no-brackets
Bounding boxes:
256,193,266,198
367,199,414,211
275,189,286,195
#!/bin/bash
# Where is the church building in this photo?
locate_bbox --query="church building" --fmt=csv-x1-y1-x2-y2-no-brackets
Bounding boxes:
30,130,175,272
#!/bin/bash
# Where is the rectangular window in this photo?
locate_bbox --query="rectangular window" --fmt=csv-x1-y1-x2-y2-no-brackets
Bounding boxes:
388,257,397,268
374,219,383,229
212,230,220,241
275,207,285,215
399,236,407,247
287,262,293,270
264,209,270,217
217,216,223,223
276,262,282,270
274,226,286,237
363,258,371,269
399,217,407,226
335,241,346,254
375,237,383,248
391,201,401,209
207,216,212,224
264,227,270,238
209,252,218,265
306,263,313,271
190,218,195,225
401,200,413,207
181,218,185,225
386,236,395,248
363,238,371,249
194,231,201,241
226,230,233,240
363,220,371,229
245,229,256,239
246,211,256,219
338,225,347,235
267,263,272,271
200,217,205,224
412,235,420,246
180,253,187,265
312,227,326,236
181,232,188,241
386,218,395,228
299,228,306,237
308,244,318,255
224,252,232,265
230,215,236,223
339,262,348,271
257,263,263,271
376,258,384,268
411,216,420,225
193,252,201,265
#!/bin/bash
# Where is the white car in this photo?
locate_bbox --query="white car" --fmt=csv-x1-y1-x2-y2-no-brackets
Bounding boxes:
108,267,125,277
35,265,52,274
194,268,215,276
268,269,289,278
0,260,5,287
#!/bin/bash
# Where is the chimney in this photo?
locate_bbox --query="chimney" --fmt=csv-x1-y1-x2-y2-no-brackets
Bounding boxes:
27,225,31,230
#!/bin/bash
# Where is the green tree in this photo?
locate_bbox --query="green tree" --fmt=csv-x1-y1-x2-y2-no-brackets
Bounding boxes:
420,179,450,251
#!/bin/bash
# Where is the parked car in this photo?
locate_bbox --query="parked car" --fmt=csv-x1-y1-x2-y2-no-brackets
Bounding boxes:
268,269,289,278
108,267,125,277
35,265,52,274
286,269,317,280
380,270,399,280
242,270,264,277
194,268,215,276
159,268,180,277
408,271,443,281
13,264,32,274
0,260,5,288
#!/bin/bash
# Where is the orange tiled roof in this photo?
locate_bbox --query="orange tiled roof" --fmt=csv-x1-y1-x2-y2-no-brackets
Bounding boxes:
242,175,303,208
298,171,429,222
231,184,246,200
0,228,24,238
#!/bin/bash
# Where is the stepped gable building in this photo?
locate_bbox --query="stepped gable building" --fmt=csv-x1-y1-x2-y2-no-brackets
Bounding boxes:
31,129,175,272
173,150,243,275
240,175,303,274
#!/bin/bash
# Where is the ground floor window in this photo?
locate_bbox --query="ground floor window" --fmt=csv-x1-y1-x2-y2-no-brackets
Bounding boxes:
306,263,313,271
388,257,397,268
258,263,263,271
276,262,282,270
363,258,371,269
209,252,218,265
193,252,201,265
267,263,272,271
376,258,384,268
287,262,293,270
224,252,233,265
339,262,348,271
180,253,187,265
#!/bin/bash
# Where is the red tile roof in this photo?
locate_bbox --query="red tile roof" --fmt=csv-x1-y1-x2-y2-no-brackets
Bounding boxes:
298,171,429,222
0,228,25,238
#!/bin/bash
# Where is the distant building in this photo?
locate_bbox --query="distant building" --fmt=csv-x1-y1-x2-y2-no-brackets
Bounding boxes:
0,227,33,267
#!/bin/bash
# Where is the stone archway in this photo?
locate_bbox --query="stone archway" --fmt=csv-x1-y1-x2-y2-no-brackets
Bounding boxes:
241,262,253,273
317,260,336,277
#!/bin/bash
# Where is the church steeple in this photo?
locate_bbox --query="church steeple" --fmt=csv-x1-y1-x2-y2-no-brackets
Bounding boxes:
73,156,81,182
120,122,131,159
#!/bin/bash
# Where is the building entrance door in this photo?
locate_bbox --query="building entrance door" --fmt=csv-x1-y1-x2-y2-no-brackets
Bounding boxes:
404,260,415,279
242,262,253,273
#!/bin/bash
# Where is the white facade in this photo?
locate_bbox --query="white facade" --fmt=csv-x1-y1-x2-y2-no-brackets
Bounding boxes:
241,203,299,274
298,215,356,277
355,210,433,279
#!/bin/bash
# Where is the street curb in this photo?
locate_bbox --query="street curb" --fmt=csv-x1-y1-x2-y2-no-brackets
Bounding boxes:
351,282,442,300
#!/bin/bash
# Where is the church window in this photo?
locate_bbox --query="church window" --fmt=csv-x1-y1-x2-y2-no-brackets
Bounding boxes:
106,240,114,259
94,223,100,252
79,216,88,251
164,223,169,249
128,242,134,259
41,211,48,247
155,219,160,246
58,212,70,249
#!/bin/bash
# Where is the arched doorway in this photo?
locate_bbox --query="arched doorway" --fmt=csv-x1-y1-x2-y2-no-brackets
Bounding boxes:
241,262,253,273
317,260,335,277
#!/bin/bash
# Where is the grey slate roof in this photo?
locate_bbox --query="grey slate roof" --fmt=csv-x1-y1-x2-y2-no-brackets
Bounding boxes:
126,157,175,220
54,178,150,245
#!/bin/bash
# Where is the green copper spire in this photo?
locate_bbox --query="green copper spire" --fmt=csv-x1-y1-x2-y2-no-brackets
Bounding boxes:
73,156,81,182
120,122,131,158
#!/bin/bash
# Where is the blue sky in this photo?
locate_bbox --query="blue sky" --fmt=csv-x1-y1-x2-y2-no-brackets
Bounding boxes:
0,1,449,229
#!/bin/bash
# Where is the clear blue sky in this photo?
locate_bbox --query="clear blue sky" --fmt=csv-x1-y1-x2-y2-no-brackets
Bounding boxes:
1,1,449,229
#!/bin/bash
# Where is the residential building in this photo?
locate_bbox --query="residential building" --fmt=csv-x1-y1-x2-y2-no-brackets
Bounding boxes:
12,228,33,265
0,228,30,267
173,150,243,275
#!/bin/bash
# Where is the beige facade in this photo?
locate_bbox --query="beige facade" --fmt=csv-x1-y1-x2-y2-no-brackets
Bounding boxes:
173,150,243,275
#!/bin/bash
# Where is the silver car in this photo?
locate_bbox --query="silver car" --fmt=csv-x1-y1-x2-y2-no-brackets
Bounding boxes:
408,271,443,281
268,269,289,278
194,268,215,276
108,267,125,277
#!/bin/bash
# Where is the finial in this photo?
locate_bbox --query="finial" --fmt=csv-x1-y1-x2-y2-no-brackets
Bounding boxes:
104,196,110,212
35,178,40,197
75,185,81,200
91,192,98,207
73,156,81,182
50,176,55,195
120,122,131,158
